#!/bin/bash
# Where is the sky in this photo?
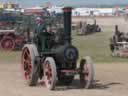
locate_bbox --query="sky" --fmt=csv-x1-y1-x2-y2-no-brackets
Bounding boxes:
0,0,128,7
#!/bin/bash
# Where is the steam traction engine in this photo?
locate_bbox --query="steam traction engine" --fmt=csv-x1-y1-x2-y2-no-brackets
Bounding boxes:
0,13,26,51
0,30,25,51
110,25,128,57
21,7,94,90
77,19,101,35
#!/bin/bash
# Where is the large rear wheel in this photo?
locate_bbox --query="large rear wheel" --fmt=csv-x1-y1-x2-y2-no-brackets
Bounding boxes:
0,37,15,51
79,56,94,89
21,45,39,86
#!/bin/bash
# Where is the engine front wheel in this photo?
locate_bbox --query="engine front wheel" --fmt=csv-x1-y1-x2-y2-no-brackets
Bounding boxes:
79,56,94,89
43,57,57,90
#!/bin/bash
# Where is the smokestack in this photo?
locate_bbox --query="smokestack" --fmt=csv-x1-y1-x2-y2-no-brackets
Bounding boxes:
115,25,120,35
63,7,72,44
115,25,118,32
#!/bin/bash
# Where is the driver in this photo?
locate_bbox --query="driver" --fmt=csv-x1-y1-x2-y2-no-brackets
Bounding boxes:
35,17,46,33
34,16,55,49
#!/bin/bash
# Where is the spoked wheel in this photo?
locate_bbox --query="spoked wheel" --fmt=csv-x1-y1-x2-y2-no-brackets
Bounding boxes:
21,45,39,86
0,37,15,51
43,57,57,90
79,56,94,89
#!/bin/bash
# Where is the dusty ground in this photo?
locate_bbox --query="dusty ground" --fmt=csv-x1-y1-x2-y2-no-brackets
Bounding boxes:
0,63,128,96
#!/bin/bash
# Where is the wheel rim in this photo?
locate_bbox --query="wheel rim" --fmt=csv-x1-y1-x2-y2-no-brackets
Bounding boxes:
0,38,15,50
44,61,53,86
21,47,32,80
84,64,89,81
43,57,57,90
80,57,94,88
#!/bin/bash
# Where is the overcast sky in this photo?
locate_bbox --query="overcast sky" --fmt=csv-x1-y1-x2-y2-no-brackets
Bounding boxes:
0,0,127,7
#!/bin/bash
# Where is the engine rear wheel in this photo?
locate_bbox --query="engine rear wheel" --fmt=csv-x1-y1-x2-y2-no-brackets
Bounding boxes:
21,45,39,86
43,57,57,90
79,56,94,89
0,37,15,51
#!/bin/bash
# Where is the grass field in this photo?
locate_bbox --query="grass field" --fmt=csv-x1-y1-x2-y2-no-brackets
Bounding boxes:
0,17,128,64
73,26,128,63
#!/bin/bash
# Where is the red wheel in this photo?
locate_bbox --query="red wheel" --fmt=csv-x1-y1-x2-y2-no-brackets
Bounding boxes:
43,57,57,90
21,45,39,86
0,37,15,51
79,56,94,89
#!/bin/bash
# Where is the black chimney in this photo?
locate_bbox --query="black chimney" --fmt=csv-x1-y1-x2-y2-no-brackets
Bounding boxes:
115,25,120,35
63,7,72,44
115,25,118,32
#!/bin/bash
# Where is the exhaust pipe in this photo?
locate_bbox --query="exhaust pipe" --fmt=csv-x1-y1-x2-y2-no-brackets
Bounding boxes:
115,25,119,33
115,25,120,35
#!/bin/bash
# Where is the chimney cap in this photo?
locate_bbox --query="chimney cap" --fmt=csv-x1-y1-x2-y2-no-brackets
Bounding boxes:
63,7,72,12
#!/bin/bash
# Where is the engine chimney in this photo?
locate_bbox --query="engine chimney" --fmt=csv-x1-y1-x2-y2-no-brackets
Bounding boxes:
63,7,72,44
115,25,120,35
115,25,118,32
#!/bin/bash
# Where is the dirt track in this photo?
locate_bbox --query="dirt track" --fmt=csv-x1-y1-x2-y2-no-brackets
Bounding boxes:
0,63,128,96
